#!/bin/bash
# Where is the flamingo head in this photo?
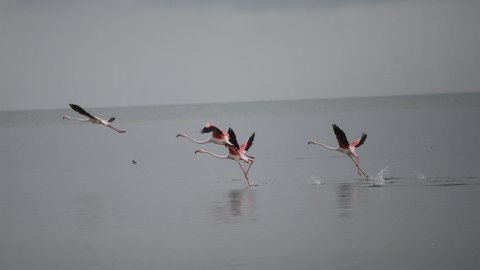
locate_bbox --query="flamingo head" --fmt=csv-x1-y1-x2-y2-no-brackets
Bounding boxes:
195,149,206,154
307,140,317,145
108,117,115,123
176,133,185,138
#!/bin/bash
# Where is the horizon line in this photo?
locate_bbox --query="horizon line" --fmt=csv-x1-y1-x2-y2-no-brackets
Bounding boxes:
1,91,478,113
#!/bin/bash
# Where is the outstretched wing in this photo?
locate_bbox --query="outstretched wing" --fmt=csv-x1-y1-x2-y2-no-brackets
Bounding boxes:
332,124,349,149
350,133,367,148
241,132,255,152
69,104,95,119
200,122,221,134
227,128,240,150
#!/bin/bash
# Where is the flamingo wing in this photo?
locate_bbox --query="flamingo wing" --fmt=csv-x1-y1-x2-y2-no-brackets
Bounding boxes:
350,133,367,148
227,145,240,156
227,128,240,150
69,104,95,119
201,123,229,140
240,132,255,152
200,123,221,134
332,124,350,148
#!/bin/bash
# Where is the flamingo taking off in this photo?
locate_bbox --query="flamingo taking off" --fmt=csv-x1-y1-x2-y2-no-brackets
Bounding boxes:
177,122,232,146
62,104,126,133
308,124,368,178
195,128,256,186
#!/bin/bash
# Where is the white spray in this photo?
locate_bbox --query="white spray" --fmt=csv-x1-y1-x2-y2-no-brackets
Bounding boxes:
371,167,390,187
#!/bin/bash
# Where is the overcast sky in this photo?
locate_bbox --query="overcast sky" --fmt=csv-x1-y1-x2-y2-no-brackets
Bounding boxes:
1,0,479,110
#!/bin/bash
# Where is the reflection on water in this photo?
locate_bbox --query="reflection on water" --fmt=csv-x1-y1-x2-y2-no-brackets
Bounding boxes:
336,183,356,218
76,192,105,231
211,188,256,224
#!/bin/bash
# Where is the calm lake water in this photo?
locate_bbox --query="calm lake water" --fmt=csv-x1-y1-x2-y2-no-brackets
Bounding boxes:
1,93,480,270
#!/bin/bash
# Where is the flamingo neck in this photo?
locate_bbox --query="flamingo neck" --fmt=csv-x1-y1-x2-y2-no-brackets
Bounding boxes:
181,134,211,144
309,141,337,151
62,116,89,122
199,150,228,159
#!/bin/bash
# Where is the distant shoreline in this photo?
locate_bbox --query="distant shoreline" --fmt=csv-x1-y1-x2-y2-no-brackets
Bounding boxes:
2,91,479,113
1,92,479,127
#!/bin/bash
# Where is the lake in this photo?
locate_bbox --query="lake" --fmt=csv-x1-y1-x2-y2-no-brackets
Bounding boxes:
1,93,480,270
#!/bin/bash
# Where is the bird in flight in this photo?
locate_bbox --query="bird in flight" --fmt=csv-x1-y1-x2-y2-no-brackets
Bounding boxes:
195,128,256,186
308,124,368,178
62,104,126,133
177,122,232,146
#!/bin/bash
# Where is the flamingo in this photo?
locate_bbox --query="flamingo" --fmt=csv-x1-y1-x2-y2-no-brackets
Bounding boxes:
308,124,368,178
176,122,232,146
195,128,256,186
62,104,126,133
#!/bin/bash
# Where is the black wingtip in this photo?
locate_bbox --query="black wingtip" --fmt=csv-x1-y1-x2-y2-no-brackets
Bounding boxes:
359,133,367,146
332,124,350,147
245,132,255,151
227,128,240,149
332,124,340,133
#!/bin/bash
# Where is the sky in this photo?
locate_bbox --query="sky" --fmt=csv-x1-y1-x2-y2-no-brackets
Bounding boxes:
1,0,479,110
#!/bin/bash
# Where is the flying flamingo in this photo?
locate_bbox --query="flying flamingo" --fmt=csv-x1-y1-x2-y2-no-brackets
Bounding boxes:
62,104,126,133
195,128,256,186
177,122,232,146
308,124,368,178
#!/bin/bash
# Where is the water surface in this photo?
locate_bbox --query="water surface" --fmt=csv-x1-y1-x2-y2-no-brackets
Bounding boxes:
1,93,480,270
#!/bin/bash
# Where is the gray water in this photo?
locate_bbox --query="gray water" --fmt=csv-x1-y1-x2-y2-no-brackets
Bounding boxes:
1,93,480,270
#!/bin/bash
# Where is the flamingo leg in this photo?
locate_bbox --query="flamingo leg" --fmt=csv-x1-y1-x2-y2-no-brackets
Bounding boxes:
351,157,365,177
348,155,369,179
353,156,361,175
107,125,126,133
356,157,362,178
354,156,366,177
236,160,251,186
245,159,254,177
348,155,362,176
245,153,255,159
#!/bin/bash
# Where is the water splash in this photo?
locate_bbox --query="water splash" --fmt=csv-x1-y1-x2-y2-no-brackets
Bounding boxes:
371,167,389,187
415,171,427,180
307,176,323,185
